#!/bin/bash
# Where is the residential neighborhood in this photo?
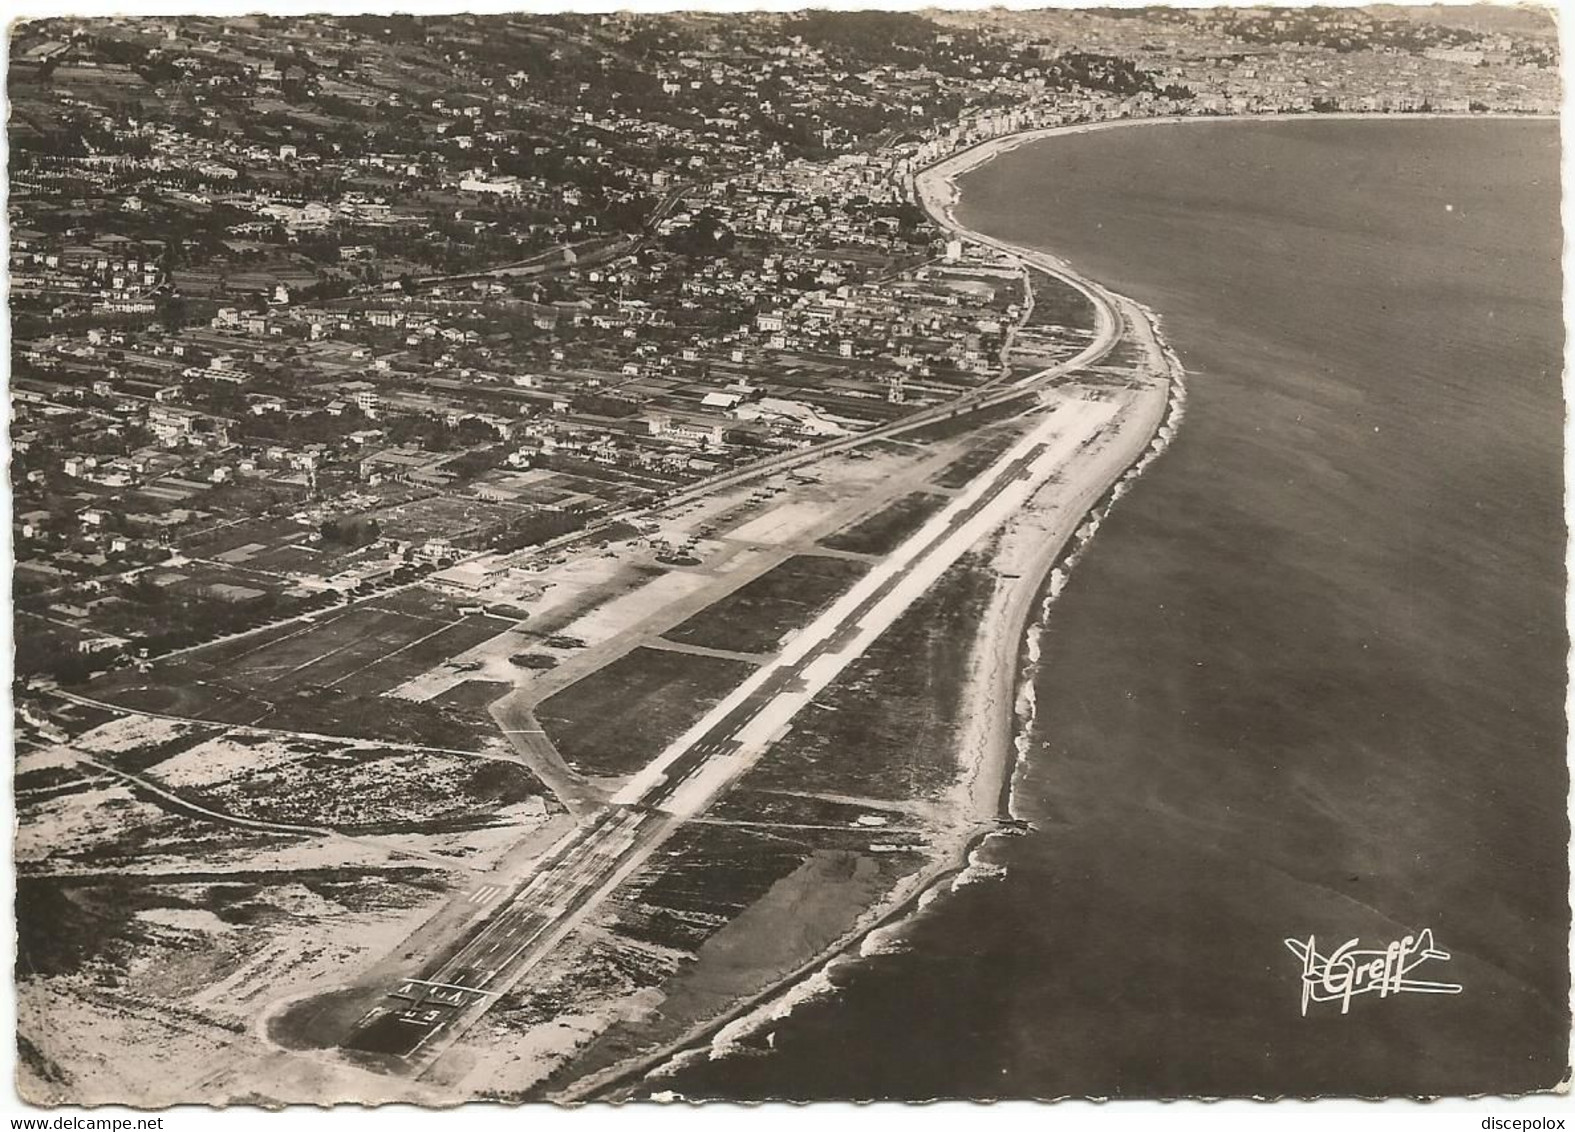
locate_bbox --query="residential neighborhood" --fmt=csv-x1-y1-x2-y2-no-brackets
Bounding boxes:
8,7,1563,1113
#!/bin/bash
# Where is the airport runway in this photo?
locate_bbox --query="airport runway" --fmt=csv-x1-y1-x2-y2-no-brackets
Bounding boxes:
342,389,1129,1071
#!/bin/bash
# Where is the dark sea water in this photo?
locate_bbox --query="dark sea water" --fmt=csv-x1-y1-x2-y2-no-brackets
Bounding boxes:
656,119,1567,1100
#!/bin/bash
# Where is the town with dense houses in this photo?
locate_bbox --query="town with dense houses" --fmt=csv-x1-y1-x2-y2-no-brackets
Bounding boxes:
9,8,1557,686
8,6,1563,1109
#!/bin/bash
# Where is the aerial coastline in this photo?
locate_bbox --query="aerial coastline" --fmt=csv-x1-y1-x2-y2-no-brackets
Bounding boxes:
574,140,1191,1100
626,106,1558,1096
652,110,1565,1102
11,7,1563,1109
501,127,1195,1099
921,108,1558,223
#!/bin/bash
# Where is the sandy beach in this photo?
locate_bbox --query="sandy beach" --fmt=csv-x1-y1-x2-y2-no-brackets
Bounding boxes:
15,0,1564,1105
18,115,1188,1107
918,110,1554,213
650,110,1564,1103
912,142,1184,824
555,133,1190,1100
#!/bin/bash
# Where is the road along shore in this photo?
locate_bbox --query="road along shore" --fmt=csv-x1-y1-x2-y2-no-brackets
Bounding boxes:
915,109,1555,224
549,134,1187,1102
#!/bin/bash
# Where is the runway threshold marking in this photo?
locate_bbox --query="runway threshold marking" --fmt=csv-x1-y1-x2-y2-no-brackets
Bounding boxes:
358,401,1123,1060
406,979,501,997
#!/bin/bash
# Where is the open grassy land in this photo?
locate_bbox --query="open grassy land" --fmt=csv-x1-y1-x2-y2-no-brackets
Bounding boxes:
608,822,823,953
431,679,514,713
145,736,542,835
930,428,1027,490
200,600,505,698
662,555,870,654
84,669,503,751
535,647,754,776
1102,335,1154,372
1025,266,1098,331
484,824,925,1101
819,491,951,556
712,553,998,804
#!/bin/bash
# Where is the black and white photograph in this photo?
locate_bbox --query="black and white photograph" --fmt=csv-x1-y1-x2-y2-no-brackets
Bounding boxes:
4,1,1568,1112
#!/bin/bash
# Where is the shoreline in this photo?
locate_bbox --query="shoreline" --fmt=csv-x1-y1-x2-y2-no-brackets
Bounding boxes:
911,126,1186,828
558,126,1188,1103
566,346,1181,1106
578,107,1549,1097
900,104,1547,826
918,109,1557,206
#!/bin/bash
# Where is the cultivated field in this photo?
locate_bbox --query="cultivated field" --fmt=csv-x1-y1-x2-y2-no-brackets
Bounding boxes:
88,587,518,749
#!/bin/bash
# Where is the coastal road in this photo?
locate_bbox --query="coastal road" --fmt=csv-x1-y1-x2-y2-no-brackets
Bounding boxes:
340,392,1125,1071
337,169,1132,1071
457,234,1119,582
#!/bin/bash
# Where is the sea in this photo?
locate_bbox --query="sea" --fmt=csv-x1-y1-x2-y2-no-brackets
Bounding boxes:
649,117,1567,1100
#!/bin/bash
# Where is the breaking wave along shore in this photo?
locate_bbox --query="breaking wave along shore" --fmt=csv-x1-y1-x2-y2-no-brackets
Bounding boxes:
569,126,1190,1101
